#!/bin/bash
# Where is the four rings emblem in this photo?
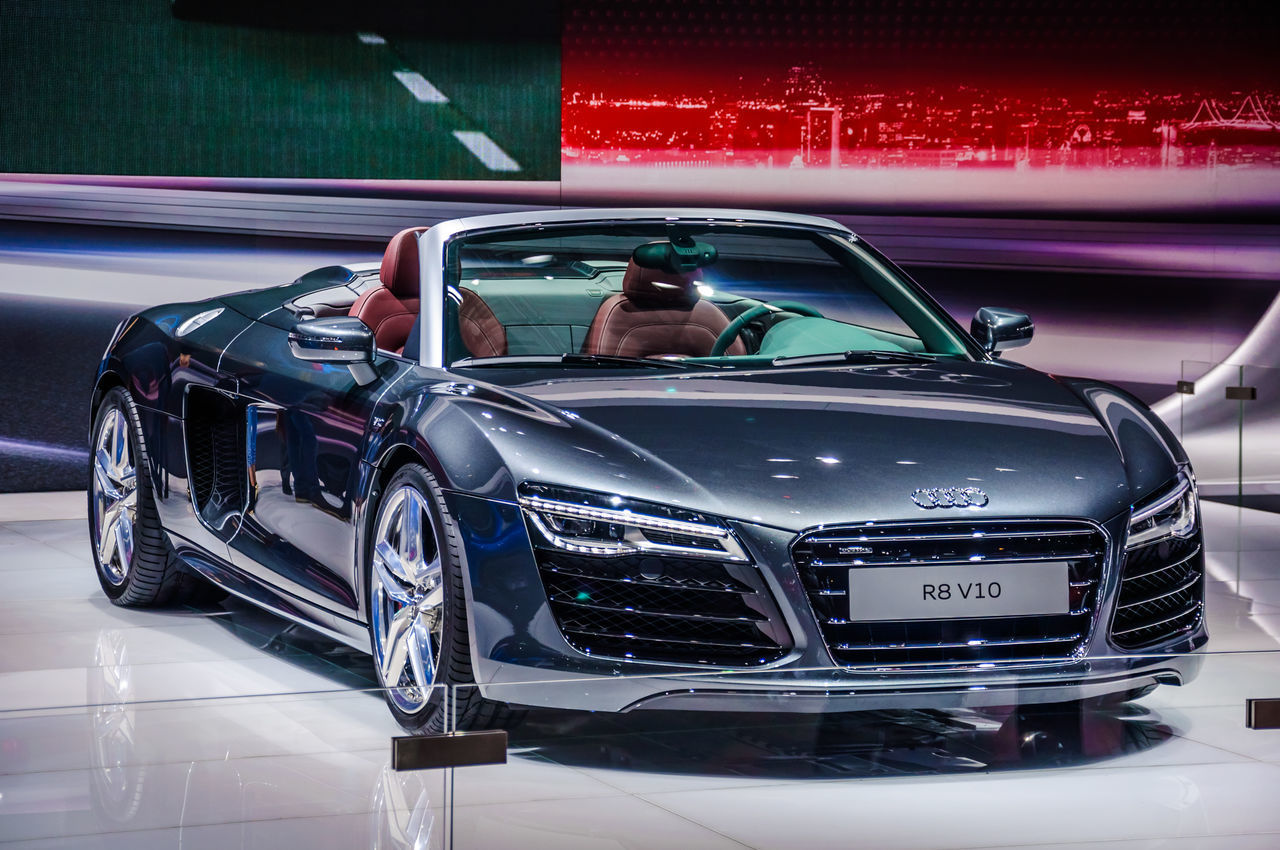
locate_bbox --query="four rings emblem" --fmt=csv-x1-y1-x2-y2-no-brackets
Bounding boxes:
911,486,989,509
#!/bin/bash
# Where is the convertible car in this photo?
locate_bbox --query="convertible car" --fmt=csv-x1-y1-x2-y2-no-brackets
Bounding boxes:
88,208,1206,732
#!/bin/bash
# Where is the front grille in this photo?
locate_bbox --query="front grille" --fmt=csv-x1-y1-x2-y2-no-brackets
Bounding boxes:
1110,535,1204,650
534,550,789,666
792,520,1106,669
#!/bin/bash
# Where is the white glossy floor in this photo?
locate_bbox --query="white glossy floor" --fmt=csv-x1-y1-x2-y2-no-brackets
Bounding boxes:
1,493,1279,849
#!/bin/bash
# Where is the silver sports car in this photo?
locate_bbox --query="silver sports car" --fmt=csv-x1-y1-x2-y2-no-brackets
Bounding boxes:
89,208,1205,732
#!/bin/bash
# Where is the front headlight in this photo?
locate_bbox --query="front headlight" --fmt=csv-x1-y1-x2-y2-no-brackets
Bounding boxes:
1126,471,1197,550
518,483,748,562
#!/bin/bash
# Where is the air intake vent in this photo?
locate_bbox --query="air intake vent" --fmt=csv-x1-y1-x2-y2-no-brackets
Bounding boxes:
792,520,1106,669
533,550,789,667
185,388,246,531
1110,536,1204,650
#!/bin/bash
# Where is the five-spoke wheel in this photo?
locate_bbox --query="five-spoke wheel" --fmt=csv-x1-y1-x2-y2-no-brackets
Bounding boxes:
92,406,138,586
366,464,518,733
89,387,190,605
371,484,445,714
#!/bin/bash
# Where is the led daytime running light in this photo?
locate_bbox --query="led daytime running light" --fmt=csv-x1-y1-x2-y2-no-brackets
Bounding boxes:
519,493,748,562
1126,473,1197,550
519,495,731,539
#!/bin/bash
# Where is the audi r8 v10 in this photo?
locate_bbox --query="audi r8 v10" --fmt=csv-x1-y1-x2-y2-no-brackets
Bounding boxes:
88,208,1206,731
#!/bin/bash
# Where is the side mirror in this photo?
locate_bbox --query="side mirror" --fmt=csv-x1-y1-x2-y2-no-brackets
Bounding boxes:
971,307,1034,357
288,317,378,385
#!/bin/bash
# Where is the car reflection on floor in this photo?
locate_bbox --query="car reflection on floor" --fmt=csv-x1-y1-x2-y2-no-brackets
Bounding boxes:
85,628,441,849
83,625,1173,850
189,592,1177,779
2,503,1278,847
506,701,1172,781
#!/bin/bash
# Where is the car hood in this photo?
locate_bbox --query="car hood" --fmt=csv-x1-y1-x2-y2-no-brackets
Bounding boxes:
443,360,1178,532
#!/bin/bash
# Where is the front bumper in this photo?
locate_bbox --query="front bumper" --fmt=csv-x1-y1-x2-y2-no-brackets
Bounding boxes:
447,492,1208,714
476,651,1205,713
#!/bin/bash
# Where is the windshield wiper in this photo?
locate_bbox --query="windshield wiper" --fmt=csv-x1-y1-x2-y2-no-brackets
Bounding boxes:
771,350,944,367
451,354,711,370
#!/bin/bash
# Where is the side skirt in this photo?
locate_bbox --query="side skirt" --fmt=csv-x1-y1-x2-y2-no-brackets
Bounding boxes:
172,535,371,653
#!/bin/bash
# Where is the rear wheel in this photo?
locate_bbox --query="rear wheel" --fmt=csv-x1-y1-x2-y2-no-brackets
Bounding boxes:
367,463,519,733
89,388,192,606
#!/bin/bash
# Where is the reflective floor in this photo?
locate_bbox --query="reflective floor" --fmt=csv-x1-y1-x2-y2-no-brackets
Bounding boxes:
1,495,1279,849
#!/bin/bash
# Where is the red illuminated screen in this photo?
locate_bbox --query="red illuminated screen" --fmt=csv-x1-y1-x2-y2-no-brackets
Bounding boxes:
561,0,1280,207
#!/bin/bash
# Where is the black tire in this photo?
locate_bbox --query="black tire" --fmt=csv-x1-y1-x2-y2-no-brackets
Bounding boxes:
366,463,521,733
89,387,199,607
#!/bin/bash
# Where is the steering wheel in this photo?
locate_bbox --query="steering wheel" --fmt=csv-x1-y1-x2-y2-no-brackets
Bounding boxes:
710,301,825,356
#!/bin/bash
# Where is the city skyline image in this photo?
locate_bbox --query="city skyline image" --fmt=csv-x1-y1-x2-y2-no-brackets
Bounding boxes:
560,0,1280,210
563,0,1279,171
564,65,1280,170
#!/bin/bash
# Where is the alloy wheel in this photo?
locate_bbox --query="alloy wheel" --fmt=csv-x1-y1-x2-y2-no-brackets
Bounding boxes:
92,406,138,585
370,485,445,714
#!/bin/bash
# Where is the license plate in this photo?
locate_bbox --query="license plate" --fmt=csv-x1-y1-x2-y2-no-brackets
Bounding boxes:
848,561,1070,621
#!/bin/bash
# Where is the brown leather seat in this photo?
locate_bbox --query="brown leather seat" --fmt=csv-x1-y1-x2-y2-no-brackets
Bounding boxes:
583,260,746,358
349,226,426,354
458,288,507,358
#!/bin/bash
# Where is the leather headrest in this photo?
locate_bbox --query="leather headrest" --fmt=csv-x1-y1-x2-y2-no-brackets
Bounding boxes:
380,226,430,297
622,260,702,305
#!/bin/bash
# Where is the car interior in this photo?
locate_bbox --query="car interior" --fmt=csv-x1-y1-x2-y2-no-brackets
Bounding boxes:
284,224,963,366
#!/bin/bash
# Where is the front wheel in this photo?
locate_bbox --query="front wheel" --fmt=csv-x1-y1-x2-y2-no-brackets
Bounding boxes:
89,387,191,606
366,464,519,733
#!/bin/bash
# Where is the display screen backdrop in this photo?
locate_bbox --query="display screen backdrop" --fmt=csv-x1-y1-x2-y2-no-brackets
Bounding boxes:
1,0,1278,494
561,0,1280,213
1,0,561,181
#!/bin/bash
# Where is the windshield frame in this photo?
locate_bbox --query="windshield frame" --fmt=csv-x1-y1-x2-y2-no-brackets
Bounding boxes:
416,211,985,369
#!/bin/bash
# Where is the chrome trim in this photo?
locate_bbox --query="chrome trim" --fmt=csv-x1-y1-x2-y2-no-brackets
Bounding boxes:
432,207,850,236
792,516,1113,670
1107,533,1205,652
834,633,1083,652
418,224,451,368
1122,547,1202,582
822,607,1094,627
1115,572,1201,610
910,486,989,509
176,307,223,338
811,528,1095,544
1111,607,1201,639
615,665,1194,714
810,551,1094,568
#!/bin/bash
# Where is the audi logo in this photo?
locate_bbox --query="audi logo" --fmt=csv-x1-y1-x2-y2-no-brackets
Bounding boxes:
910,487,990,509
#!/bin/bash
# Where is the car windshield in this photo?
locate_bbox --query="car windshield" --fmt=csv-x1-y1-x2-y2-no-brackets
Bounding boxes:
444,221,974,368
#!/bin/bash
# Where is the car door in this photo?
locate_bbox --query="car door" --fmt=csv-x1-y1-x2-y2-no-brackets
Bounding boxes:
212,302,410,619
